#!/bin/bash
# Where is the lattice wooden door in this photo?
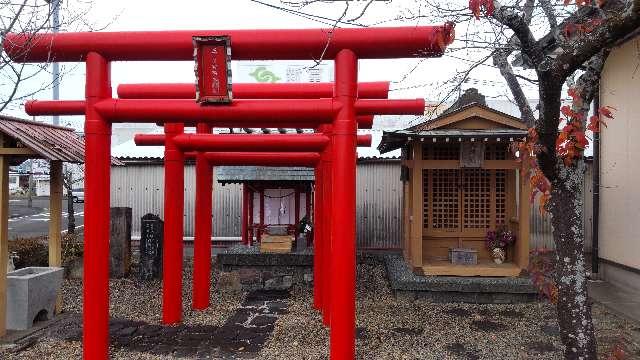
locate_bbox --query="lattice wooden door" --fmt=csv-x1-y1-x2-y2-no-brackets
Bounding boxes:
430,169,460,231
462,168,491,232
424,168,507,235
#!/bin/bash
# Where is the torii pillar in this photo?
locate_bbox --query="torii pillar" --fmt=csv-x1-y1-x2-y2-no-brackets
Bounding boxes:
162,122,185,323
330,49,358,358
193,123,213,310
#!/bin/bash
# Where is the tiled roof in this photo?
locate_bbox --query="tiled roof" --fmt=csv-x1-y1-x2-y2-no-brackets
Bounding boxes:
216,166,314,183
0,114,85,162
378,128,527,154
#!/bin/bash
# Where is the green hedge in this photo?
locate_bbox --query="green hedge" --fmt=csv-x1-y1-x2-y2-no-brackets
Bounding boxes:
8,233,84,270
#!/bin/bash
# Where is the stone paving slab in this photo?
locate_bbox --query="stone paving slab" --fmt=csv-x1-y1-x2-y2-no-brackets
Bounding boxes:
3,289,290,359
219,245,313,267
589,280,640,325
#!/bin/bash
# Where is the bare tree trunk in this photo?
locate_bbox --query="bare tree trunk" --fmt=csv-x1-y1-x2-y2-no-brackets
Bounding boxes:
535,65,601,358
549,160,596,359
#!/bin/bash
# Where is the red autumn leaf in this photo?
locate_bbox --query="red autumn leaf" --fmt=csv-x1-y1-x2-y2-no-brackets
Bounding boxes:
484,0,495,16
574,131,588,149
588,115,608,132
587,117,599,132
567,89,577,98
469,0,481,19
560,105,573,117
567,87,580,101
599,106,615,118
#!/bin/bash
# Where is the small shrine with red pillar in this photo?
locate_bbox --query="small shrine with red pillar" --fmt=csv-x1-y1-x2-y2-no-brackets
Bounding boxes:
217,165,313,249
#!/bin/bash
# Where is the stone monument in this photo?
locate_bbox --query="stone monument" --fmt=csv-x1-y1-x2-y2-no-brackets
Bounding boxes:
139,213,163,280
110,207,132,278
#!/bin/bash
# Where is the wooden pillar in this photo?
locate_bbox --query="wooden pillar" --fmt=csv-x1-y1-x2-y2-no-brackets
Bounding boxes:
516,165,531,269
49,160,63,313
507,170,517,234
0,151,9,336
410,143,423,269
402,162,411,261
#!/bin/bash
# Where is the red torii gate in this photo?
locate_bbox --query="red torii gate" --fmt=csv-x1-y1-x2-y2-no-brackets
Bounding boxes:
4,24,454,359
127,81,385,311
134,133,373,296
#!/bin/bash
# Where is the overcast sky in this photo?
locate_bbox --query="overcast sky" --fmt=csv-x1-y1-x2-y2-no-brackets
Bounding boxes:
5,0,541,129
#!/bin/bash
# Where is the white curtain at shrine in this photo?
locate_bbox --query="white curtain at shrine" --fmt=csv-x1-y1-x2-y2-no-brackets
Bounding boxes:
252,188,307,225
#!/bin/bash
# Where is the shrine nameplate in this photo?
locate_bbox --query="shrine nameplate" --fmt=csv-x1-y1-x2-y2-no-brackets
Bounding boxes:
193,35,232,104
460,142,485,168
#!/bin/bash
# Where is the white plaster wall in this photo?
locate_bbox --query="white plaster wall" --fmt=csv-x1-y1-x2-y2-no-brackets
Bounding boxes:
599,36,640,270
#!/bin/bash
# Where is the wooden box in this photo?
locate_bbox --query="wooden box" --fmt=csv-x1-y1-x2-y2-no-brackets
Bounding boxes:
448,248,478,265
260,235,293,254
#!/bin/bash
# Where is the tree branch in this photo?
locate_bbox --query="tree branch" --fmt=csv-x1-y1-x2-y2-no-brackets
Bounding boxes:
490,0,546,69
552,0,640,79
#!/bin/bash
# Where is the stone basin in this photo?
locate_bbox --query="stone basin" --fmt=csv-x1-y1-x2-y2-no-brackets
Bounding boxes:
6,266,64,330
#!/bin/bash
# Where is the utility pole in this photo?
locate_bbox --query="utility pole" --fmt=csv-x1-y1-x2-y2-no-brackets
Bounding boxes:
51,0,60,126
27,159,33,208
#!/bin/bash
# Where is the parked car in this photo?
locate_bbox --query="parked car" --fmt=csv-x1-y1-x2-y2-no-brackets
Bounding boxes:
72,188,84,203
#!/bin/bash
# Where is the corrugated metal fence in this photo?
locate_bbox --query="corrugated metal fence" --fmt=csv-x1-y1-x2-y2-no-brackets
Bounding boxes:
111,161,403,247
111,164,242,238
111,160,593,250
356,161,402,249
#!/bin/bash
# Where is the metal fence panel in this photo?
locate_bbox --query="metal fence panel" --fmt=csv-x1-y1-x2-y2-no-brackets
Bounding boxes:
356,161,402,249
529,161,593,251
111,164,242,238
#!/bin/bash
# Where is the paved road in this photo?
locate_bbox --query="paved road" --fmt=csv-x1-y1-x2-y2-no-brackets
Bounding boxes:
8,197,84,239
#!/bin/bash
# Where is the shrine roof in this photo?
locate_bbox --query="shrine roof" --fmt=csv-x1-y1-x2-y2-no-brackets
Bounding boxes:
0,114,85,162
0,114,122,165
378,128,527,154
216,166,314,184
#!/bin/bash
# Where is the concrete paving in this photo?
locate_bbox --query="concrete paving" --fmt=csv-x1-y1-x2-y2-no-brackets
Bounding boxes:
589,280,640,324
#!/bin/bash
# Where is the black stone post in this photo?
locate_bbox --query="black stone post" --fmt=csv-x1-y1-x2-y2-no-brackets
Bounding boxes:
110,207,132,278
139,213,163,280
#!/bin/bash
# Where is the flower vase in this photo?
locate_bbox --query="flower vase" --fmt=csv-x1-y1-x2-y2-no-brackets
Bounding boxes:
491,248,506,264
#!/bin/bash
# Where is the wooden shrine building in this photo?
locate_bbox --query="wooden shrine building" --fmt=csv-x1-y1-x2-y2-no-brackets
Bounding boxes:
379,90,530,277
217,166,313,246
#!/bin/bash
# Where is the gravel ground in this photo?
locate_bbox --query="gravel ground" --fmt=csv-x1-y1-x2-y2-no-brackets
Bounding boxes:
2,261,639,359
